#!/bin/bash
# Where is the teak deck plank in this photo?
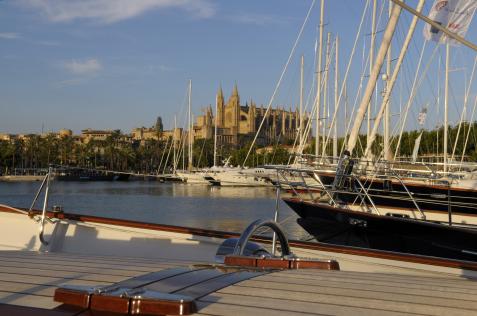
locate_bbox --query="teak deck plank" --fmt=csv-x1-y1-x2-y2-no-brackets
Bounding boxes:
0,272,112,286
250,276,477,301
0,280,106,298
0,291,61,309
0,254,173,272
0,250,195,268
0,266,130,283
0,260,159,278
0,304,80,316
0,250,194,269
195,300,327,316
219,283,475,315
1,250,477,315
266,270,477,294
198,293,414,316
281,269,477,289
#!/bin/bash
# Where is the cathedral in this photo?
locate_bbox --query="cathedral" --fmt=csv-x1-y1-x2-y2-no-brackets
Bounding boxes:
194,85,308,147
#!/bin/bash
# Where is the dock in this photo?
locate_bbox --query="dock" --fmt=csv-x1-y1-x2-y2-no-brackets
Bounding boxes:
0,175,44,182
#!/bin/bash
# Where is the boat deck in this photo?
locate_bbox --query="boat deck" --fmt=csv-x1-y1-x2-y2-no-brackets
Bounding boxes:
0,251,476,315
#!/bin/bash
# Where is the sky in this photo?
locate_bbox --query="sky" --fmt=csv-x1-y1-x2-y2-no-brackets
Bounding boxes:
1,0,477,137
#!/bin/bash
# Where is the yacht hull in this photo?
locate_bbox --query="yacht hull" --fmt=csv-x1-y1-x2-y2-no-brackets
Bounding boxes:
283,198,477,262
293,172,477,218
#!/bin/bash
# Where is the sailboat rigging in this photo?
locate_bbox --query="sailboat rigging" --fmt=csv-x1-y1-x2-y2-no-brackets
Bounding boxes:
277,0,477,261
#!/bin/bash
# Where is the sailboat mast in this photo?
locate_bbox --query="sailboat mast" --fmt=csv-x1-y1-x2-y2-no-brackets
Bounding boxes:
444,43,450,174
333,35,339,159
347,2,402,155
182,130,185,170
315,0,325,159
437,56,441,158
214,94,218,167
368,0,377,145
300,55,304,147
188,79,193,171
323,32,331,156
384,0,392,161
364,0,425,159
173,115,177,173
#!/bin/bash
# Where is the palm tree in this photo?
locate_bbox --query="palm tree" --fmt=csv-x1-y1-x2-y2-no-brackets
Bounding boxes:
40,134,58,167
104,130,121,170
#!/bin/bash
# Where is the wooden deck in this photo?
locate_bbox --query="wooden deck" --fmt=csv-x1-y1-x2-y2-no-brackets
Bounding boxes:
0,250,476,315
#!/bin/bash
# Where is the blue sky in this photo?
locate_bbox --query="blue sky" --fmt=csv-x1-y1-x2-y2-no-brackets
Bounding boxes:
1,0,476,137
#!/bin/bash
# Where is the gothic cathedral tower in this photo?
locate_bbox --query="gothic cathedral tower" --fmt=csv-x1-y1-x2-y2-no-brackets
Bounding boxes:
216,86,224,128
225,83,240,144
230,83,240,129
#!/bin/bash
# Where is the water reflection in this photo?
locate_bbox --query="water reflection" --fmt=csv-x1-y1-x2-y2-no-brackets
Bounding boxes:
0,181,309,240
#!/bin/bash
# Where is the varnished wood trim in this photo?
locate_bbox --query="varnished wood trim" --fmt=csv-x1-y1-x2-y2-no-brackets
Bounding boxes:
224,256,257,267
291,259,340,270
90,295,129,314
53,288,90,309
224,255,340,270
130,297,197,315
256,258,290,269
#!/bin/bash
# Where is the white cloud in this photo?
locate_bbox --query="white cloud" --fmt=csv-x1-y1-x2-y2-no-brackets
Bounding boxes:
230,13,284,26
35,40,60,46
54,78,85,88
0,32,20,39
63,59,102,75
18,0,216,23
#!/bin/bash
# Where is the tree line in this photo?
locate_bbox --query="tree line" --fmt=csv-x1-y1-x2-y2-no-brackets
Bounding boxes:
2,122,477,174
0,130,291,174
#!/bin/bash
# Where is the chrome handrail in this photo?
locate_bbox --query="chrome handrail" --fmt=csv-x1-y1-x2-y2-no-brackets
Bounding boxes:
346,174,380,215
311,171,338,207
29,166,56,246
29,173,49,213
386,171,425,220
233,219,292,258
271,185,280,255
38,166,52,246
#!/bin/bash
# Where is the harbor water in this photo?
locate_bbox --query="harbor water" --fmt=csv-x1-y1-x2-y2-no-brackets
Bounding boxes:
0,181,309,240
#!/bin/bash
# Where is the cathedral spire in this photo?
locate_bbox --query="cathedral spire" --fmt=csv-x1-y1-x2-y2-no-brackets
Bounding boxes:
217,85,224,100
232,83,239,96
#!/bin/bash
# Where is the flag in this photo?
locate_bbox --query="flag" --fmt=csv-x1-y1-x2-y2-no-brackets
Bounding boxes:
424,0,477,45
418,107,428,126
412,132,423,163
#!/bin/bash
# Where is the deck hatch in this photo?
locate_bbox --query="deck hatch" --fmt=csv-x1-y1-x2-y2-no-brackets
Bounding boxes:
54,265,270,315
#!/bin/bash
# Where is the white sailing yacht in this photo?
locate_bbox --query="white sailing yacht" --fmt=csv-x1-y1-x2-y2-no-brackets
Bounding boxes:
176,80,218,185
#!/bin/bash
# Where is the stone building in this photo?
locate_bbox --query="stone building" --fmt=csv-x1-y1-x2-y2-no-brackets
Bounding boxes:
194,85,308,147
80,129,114,144
131,126,183,145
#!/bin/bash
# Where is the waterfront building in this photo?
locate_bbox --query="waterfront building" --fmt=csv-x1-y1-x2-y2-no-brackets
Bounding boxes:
80,129,115,143
0,129,75,144
131,124,183,146
57,129,73,138
0,134,14,141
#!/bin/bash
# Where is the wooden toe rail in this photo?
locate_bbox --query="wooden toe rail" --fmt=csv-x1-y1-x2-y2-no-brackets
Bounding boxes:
54,266,270,315
224,255,341,270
